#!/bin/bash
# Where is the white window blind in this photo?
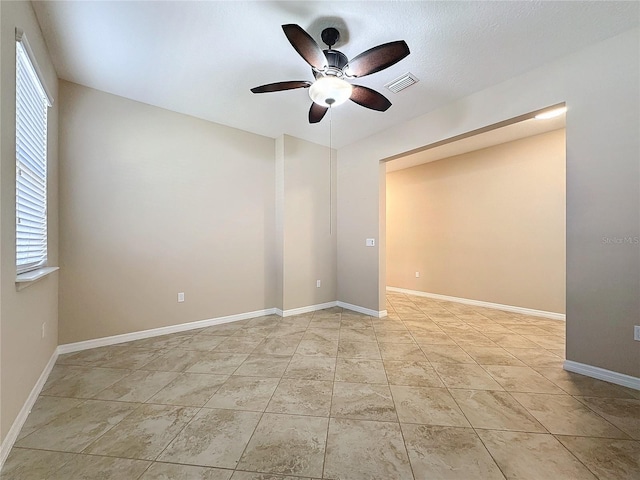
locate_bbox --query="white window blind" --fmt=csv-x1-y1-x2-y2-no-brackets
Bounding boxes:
16,39,50,274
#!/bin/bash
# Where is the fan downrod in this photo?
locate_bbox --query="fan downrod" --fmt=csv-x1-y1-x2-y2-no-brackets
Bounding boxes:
321,27,340,48
319,27,347,74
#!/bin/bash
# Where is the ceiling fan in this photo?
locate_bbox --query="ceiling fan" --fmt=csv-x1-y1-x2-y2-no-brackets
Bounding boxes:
251,24,410,123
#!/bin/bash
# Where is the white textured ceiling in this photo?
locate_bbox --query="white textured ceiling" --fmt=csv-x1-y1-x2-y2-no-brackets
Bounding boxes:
33,1,638,148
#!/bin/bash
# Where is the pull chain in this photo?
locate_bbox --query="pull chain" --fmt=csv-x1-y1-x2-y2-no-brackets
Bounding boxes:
329,106,333,235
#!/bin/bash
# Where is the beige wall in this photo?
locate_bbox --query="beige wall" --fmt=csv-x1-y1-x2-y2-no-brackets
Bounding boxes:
0,1,59,443
58,81,276,344
274,137,284,311
278,135,336,311
386,129,566,314
338,28,639,377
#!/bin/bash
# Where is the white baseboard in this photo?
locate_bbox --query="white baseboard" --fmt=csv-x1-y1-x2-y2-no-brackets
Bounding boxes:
277,301,338,317
386,286,565,321
58,308,277,354
2,298,386,468
275,301,386,318
337,301,387,318
58,299,390,354
564,360,640,391
0,348,58,468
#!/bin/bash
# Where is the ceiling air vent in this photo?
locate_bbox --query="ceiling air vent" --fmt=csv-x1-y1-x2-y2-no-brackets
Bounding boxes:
385,72,419,94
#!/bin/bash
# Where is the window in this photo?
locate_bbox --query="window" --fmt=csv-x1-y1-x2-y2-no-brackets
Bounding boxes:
15,35,51,274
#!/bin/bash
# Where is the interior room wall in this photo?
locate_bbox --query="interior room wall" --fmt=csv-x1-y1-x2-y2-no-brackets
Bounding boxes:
0,1,59,444
58,81,276,344
274,137,284,311
277,135,337,311
337,28,639,378
336,147,383,314
386,129,566,314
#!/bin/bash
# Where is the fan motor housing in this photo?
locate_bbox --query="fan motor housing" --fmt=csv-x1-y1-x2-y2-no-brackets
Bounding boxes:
317,28,348,77
315,49,348,78
324,49,348,70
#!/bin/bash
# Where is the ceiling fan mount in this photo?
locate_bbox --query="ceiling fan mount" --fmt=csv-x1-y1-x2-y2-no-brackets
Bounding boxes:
250,24,410,123
320,27,340,49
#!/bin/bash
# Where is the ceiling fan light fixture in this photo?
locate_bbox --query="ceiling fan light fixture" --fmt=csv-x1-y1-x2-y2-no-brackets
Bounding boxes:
309,76,353,107
251,24,410,123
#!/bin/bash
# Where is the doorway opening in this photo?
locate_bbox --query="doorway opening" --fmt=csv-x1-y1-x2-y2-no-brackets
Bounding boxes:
381,104,566,319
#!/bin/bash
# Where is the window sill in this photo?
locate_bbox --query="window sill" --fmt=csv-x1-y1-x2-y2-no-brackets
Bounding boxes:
16,266,59,290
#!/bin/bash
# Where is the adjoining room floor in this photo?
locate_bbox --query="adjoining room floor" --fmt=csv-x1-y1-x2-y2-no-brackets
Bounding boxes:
2,293,639,479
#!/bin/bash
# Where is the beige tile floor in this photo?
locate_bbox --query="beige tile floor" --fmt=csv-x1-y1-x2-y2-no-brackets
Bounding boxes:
2,292,639,479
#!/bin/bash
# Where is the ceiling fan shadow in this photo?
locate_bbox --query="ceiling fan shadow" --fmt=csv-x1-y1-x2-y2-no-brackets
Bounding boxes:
307,16,350,48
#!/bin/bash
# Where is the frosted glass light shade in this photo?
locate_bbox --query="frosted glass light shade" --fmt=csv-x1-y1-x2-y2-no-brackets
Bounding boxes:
309,76,353,107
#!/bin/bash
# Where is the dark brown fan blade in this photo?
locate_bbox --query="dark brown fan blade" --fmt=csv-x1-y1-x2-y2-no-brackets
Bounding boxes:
251,81,312,93
350,85,392,112
345,40,410,78
309,102,328,123
282,24,328,71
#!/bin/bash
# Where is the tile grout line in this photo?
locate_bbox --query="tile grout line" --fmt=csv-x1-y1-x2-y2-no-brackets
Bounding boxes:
100,347,224,473
227,315,293,477
230,310,325,478
377,299,415,479
102,321,255,475
7,294,638,479
382,311,419,480
549,434,610,480
403,294,547,478
407,294,628,480
320,309,345,480
413,295,511,480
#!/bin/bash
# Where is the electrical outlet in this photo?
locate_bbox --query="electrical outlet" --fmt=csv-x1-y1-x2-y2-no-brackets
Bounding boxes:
366,238,375,247
634,325,640,341
316,280,321,288
41,323,46,339
415,272,420,278
178,292,185,303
